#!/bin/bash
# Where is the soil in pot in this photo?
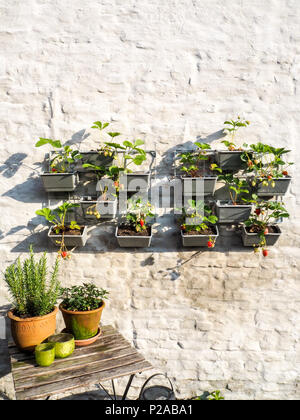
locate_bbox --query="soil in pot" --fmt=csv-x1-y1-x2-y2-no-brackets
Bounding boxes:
49,226,85,236
182,225,217,235
246,225,279,234
118,224,151,237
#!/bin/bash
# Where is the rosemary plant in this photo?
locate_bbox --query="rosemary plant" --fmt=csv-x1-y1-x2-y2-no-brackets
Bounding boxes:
3,246,61,317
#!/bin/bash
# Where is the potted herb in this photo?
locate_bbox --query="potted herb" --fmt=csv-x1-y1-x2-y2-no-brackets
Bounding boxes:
217,117,251,171
241,198,289,256
80,164,119,219
116,198,155,247
79,121,117,170
36,202,87,258
211,165,252,223
59,283,109,343
180,200,219,247
247,142,293,196
35,138,82,192
4,247,60,351
179,142,217,196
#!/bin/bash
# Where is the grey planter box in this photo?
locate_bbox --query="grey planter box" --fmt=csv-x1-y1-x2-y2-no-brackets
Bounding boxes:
215,200,252,223
48,225,88,247
181,225,219,247
217,150,249,171
181,176,217,197
115,226,152,247
80,196,117,219
77,151,114,171
256,177,291,196
121,172,150,192
241,224,281,247
41,172,78,192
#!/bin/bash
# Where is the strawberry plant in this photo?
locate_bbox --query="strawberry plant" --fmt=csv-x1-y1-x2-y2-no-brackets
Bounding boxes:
181,200,218,248
179,142,213,177
91,121,119,157
125,198,155,233
35,138,82,173
223,117,250,147
211,165,250,205
244,198,289,256
246,142,293,187
36,202,80,259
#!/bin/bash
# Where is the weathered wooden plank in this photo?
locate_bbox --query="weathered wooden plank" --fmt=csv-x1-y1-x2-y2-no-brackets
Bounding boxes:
16,360,152,400
8,324,117,354
13,345,136,380
15,352,147,390
11,334,129,366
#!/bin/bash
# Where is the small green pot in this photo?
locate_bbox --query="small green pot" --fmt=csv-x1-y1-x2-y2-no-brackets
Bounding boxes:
47,333,75,359
35,343,56,367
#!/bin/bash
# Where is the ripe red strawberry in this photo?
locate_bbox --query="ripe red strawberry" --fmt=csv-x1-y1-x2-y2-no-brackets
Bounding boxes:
207,241,213,248
267,175,272,180
262,249,268,257
140,219,145,227
255,208,261,216
61,251,68,259
282,170,288,176
51,167,57,173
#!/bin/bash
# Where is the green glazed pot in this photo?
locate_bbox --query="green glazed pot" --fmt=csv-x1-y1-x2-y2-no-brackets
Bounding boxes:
47,333,75,359
35,343,56,367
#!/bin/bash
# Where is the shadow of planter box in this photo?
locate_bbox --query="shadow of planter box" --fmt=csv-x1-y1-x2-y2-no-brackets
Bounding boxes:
48,226,88,247
76,152,114,172
41,173,78,192
256,177,291,196
181,225,219,247
215,200,252,223
217,151,250,171
241,224,281,246
80,196,117,219
115,226,152,247
121,172,150,192
181,176,217,197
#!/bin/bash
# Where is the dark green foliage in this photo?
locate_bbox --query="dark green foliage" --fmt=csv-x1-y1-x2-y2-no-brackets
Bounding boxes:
3,246,60,317
60,283,109,312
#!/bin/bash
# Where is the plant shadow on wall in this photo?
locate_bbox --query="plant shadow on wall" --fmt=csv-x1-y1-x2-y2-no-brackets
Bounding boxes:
0,153,27,178
154,130,225,176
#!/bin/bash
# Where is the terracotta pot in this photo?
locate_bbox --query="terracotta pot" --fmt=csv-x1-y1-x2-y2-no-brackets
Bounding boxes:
7,307,58,352
59,301,105,340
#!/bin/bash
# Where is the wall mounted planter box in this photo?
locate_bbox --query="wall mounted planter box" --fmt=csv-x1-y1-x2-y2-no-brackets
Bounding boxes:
256,177,291,196
80,196,117,219
77,151,114,171
241,224,281,247
48,226,88,247
121,172,150,192
217,151,249,171
215,200,252,223
181,225,219,247
181,176,217,197
41,172,78,192
115,226,152,247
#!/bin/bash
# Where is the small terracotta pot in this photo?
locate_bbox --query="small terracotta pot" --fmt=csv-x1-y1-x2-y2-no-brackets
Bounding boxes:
59,301,105,340
7,307,58,352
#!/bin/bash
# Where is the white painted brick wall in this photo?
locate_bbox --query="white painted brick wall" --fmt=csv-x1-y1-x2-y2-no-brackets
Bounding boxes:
0,0,300,400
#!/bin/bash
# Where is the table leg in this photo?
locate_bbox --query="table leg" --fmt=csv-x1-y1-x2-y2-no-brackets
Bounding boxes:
122,374,135,400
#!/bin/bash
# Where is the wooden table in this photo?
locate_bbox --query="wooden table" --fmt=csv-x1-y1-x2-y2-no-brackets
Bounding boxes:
8,325,152,400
